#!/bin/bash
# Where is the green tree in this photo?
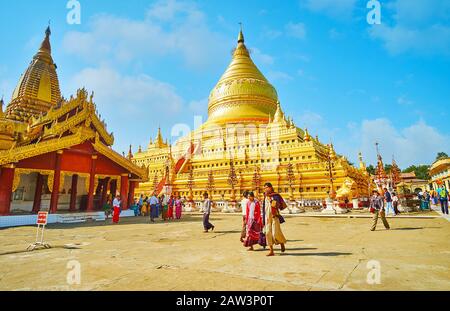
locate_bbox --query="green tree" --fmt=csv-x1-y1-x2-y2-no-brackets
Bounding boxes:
384,164,392,174
403,165,430,181
366,165,375,175
436,152,449,160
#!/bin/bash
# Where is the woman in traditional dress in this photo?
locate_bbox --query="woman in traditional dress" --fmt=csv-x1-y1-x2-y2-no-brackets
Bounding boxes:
168,195,175,220
175,195,183,219
112,195,121,224
103,198,112,219
243,192,263,251
202,192,214,232
161,194,168,221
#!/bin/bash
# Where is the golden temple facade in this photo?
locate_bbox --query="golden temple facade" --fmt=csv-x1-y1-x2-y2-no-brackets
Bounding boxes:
133,30,371,205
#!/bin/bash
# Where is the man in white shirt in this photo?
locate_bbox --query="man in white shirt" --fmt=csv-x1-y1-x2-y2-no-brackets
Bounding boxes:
240,191,249,242
149,192,158,222
202,192,215,233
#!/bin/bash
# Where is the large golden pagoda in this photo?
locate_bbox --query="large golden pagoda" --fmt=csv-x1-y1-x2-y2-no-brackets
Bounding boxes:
133,29,371,209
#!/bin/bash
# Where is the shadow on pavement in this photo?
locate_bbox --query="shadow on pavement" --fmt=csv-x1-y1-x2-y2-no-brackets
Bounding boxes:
281,252,352,257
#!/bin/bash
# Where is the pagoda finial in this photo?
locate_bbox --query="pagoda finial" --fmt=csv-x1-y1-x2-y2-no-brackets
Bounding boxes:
138,145,142,153
39,24,52,53
304,128,311,142
358,151,367,170
128,145,133,160
156,126,164,147
238,22,244,43
0,96,4,118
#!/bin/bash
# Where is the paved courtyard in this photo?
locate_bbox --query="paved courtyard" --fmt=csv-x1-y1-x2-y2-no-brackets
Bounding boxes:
0,212,449,291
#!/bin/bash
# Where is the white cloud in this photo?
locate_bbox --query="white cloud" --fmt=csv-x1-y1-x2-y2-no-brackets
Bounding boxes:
285,22,307,39
297,111,323,129
69,66,183,115
397,95,413,106
335,118,450,168
369,0,450,56
370,24,450,56
267,71,293,82
263,29,283,40
301,0,357,19
292,112,449,168
188,98,208,115
251,48,275,66
357,119,449,167
0,79,12,102
62,0,229,69
329,28,344,40
66,66,187,153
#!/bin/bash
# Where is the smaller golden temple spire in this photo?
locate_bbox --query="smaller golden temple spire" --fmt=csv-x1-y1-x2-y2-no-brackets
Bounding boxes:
138,145,142,153
358,151,366,170
304,128,311,142
273,101,286,124
156,127,163,145
329,143,337,159
128,145,133,160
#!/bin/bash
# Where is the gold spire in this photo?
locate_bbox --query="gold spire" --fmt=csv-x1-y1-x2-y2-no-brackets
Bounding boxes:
128,145,133,160
238,23,244,43
304,128,311,142
207,26,278,125
329,143,336,159
6,25,61,122
358,151,367,170
0,97,4,118
155,127,165,148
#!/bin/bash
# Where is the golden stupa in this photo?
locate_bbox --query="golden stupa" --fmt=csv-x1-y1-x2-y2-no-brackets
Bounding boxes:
6,26,61,122
132,29,371,209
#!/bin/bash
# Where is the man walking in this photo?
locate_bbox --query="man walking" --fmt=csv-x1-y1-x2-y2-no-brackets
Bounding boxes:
437,185,449,215
263,183,287,256
384,187,395,216
370,190,390,231
202,192,215,233
149,192,158,222
240,190,249,243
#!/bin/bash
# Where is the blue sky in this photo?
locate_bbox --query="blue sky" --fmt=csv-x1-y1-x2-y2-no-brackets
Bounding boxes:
0,0,449,168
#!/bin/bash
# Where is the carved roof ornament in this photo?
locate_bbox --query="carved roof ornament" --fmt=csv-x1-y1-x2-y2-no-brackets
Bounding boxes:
304,128,311,142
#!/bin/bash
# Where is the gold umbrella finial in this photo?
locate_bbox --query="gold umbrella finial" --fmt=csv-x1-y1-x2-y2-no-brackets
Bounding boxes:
238,22,244,43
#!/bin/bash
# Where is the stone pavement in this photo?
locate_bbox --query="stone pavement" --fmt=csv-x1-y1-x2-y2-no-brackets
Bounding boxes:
0,211,449,291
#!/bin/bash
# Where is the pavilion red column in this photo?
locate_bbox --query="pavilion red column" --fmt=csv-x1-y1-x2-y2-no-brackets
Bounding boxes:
0,165,15,216
120,174,129,210
69,174,78,212
110,180,117,197
50,150,63,214
87,155,97,211
128,181,136,208
32,173,44,213
100,177,110,208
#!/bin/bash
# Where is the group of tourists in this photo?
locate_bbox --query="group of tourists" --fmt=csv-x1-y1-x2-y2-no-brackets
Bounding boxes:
421,187,449,215
104,193,185,224
237,182,288,257
137,193,184,222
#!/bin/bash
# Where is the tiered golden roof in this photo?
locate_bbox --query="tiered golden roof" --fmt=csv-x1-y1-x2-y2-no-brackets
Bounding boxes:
6,26,61,122
207,29,278,125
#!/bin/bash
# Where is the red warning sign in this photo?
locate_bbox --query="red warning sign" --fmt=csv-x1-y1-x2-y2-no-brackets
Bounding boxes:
37,212,48,225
